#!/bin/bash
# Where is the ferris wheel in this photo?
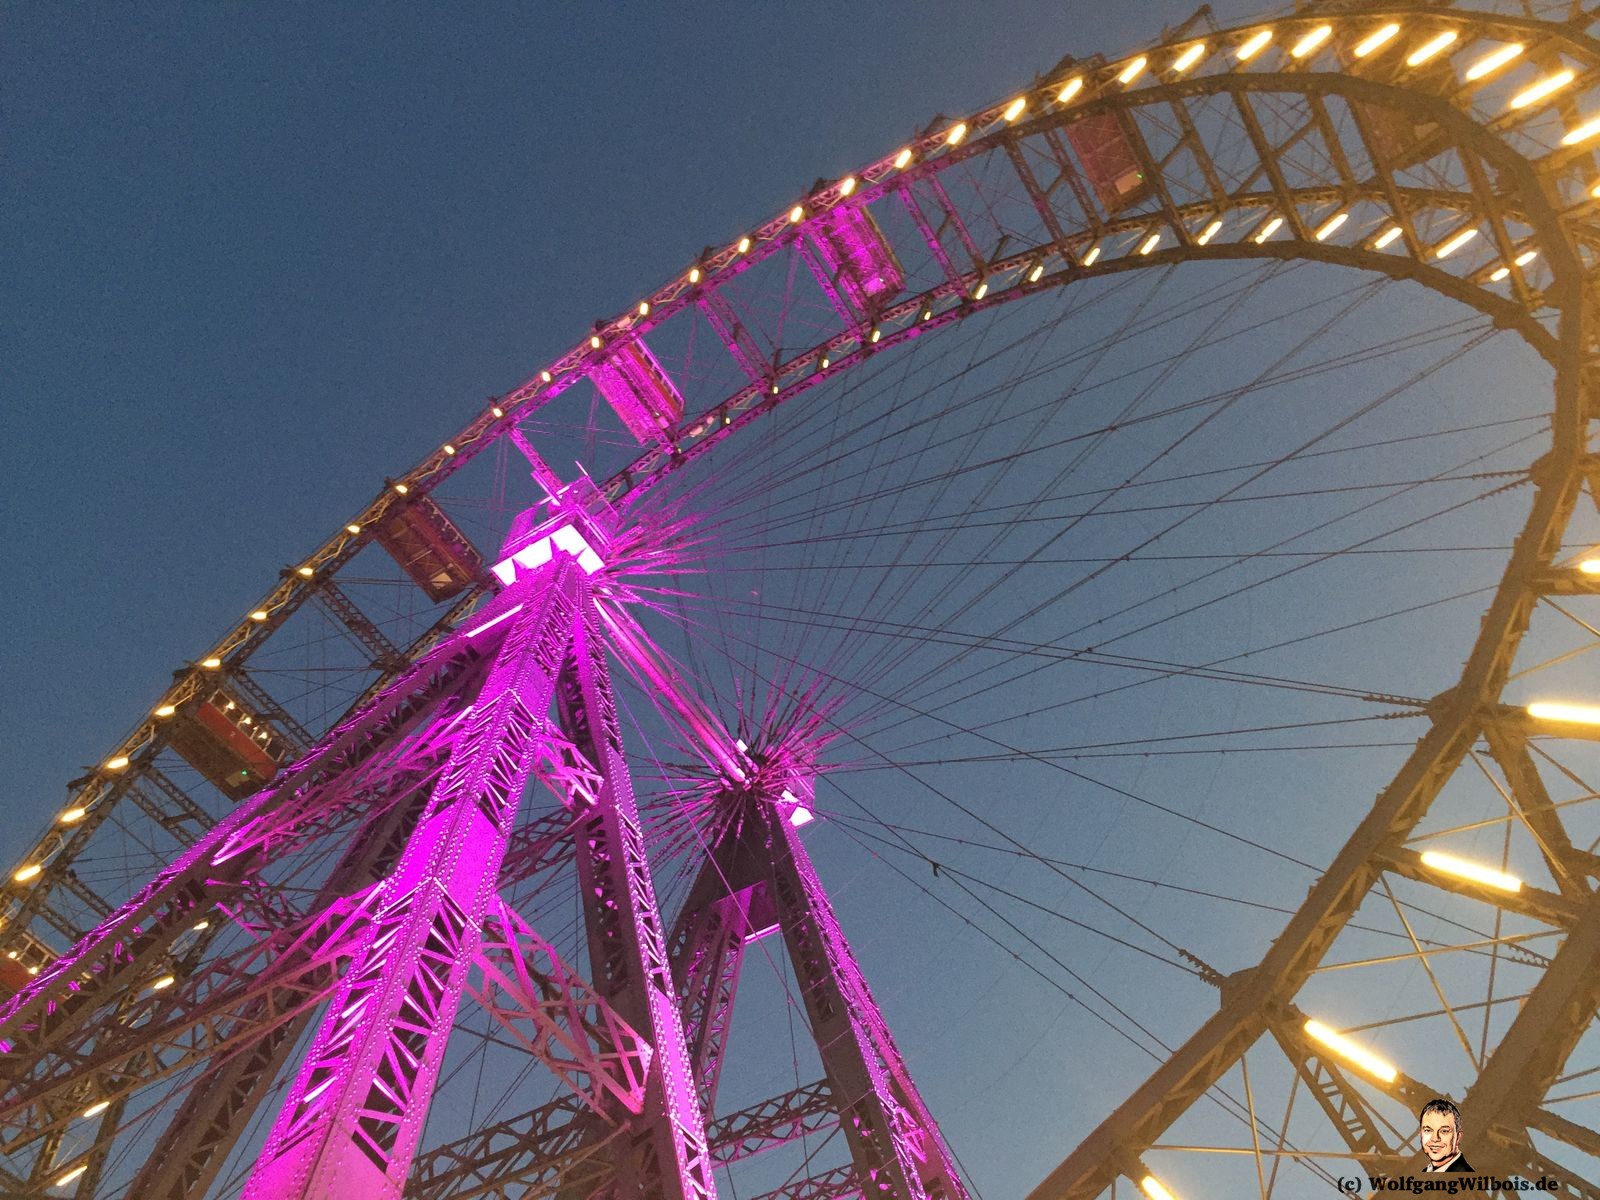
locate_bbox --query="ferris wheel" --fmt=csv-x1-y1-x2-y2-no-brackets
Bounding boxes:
4,3,1600,1198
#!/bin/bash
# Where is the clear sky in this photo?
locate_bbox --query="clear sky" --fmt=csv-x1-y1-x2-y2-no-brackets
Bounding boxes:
6,4,1585,1198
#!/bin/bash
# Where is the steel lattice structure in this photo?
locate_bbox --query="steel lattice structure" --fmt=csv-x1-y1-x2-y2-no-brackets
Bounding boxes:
6,1,1600,1197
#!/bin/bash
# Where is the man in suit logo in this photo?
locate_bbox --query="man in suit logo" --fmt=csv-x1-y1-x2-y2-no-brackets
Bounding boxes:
1419,1098,1473,1173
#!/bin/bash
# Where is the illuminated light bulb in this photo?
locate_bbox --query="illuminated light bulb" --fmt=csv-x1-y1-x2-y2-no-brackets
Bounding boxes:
442,444,456,456
249,610,269,622
972,280,989,300
737,236,752,253
1373,226,1404,249
1028,262,1045,282
894,147,913,169
296,565,314,577
1434,227,1478,258
1315,212,1348,240
1082,244,1102,266
1592,180,1600,199
193,920,210,931
1118,56,1147,85
345,524,361,535
1515,249,1537,266
589,335,602,349
1406,30,1459,67
689,266,702,283
61,806,90,826
789,204,804,223
820,356,830,369
14,865,42,883
1304,1019,1399,1083
1527,700,1600,725
155,704,176,718
149,974,176,991
1253,216,1284,243
1354,23,1401,58
1579,558,1600,574
1509,67,1574,109
1172,43,1206,73
201,657,222,669
946,121,968,146
55,1165,88,1188
1561,116,1600,146
105,755,130,771
637,301,650,316
770,382,780,393
1465,43,1524,82
540,369,553,382
1057,77,1084,103
1139,232,1162,255
26,965,37,975
82,1101,110,1119
1291,25,1332,59
870,325,884,341
839,175,857,196
1003,96,1026,122
1196,219,1222,246
1419,850,1522,893
392,482,409,495
1490,266,1511,282
1236,29,1273,62
1140,1178,1178,1200
491,405,503,418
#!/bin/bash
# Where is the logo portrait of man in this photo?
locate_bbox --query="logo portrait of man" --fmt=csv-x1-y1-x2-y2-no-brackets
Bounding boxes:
1419,1098,1473,1173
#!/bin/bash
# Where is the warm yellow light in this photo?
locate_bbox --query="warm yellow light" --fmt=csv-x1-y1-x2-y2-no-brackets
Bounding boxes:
637,301,650,316
1353,23,1401,58
589,335,602,349
689,267,703,284
1291,25,1332,59
820,356,830,369
1509,68,1574,109
1304,1019,1399,1083
296,565,314,577
59,808,87,825
155,704,176,718
1028,262,1045,282
1561,116,1600,146
1490,266,1511,282
193,919,210,931
442,444,456,456
1140,1177,1178,1200
55,1165,88,1188
1592,180,1600,199
1465,43,1524,82
1253,216,1283,243
1196,219,1222,246
972,281,989,300
1315,212,1348,241
1003,96,1027,122
1515,249,1537,266
789,204,804,223
150,974,175,991
250,610,269,622
737,236,752,253
1406,30,1458,66
1082,244,1102,266
1118,56,1147,85
392,482,409,495
870,325,884,342
14,864,42,883
540,369,553,382
1236,29,1273,62
1435,227,1478,258
201,656,222,669
105,755,130,771
1419,850,1522,893
82,1100,110,1119
1528,700,1600,725
1056,77,1084,104
1374,226,1404,250
1578,558,1600,574
346,524,361,535
1172,43,1206,73
894,147,914,169
491,405,503,418
946,122,968,146
839,175,857,196
1139,232,1161,255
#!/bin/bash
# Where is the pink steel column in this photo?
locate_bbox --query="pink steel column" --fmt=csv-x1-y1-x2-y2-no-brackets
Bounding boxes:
556,594,719,1200
241,560,583,1200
